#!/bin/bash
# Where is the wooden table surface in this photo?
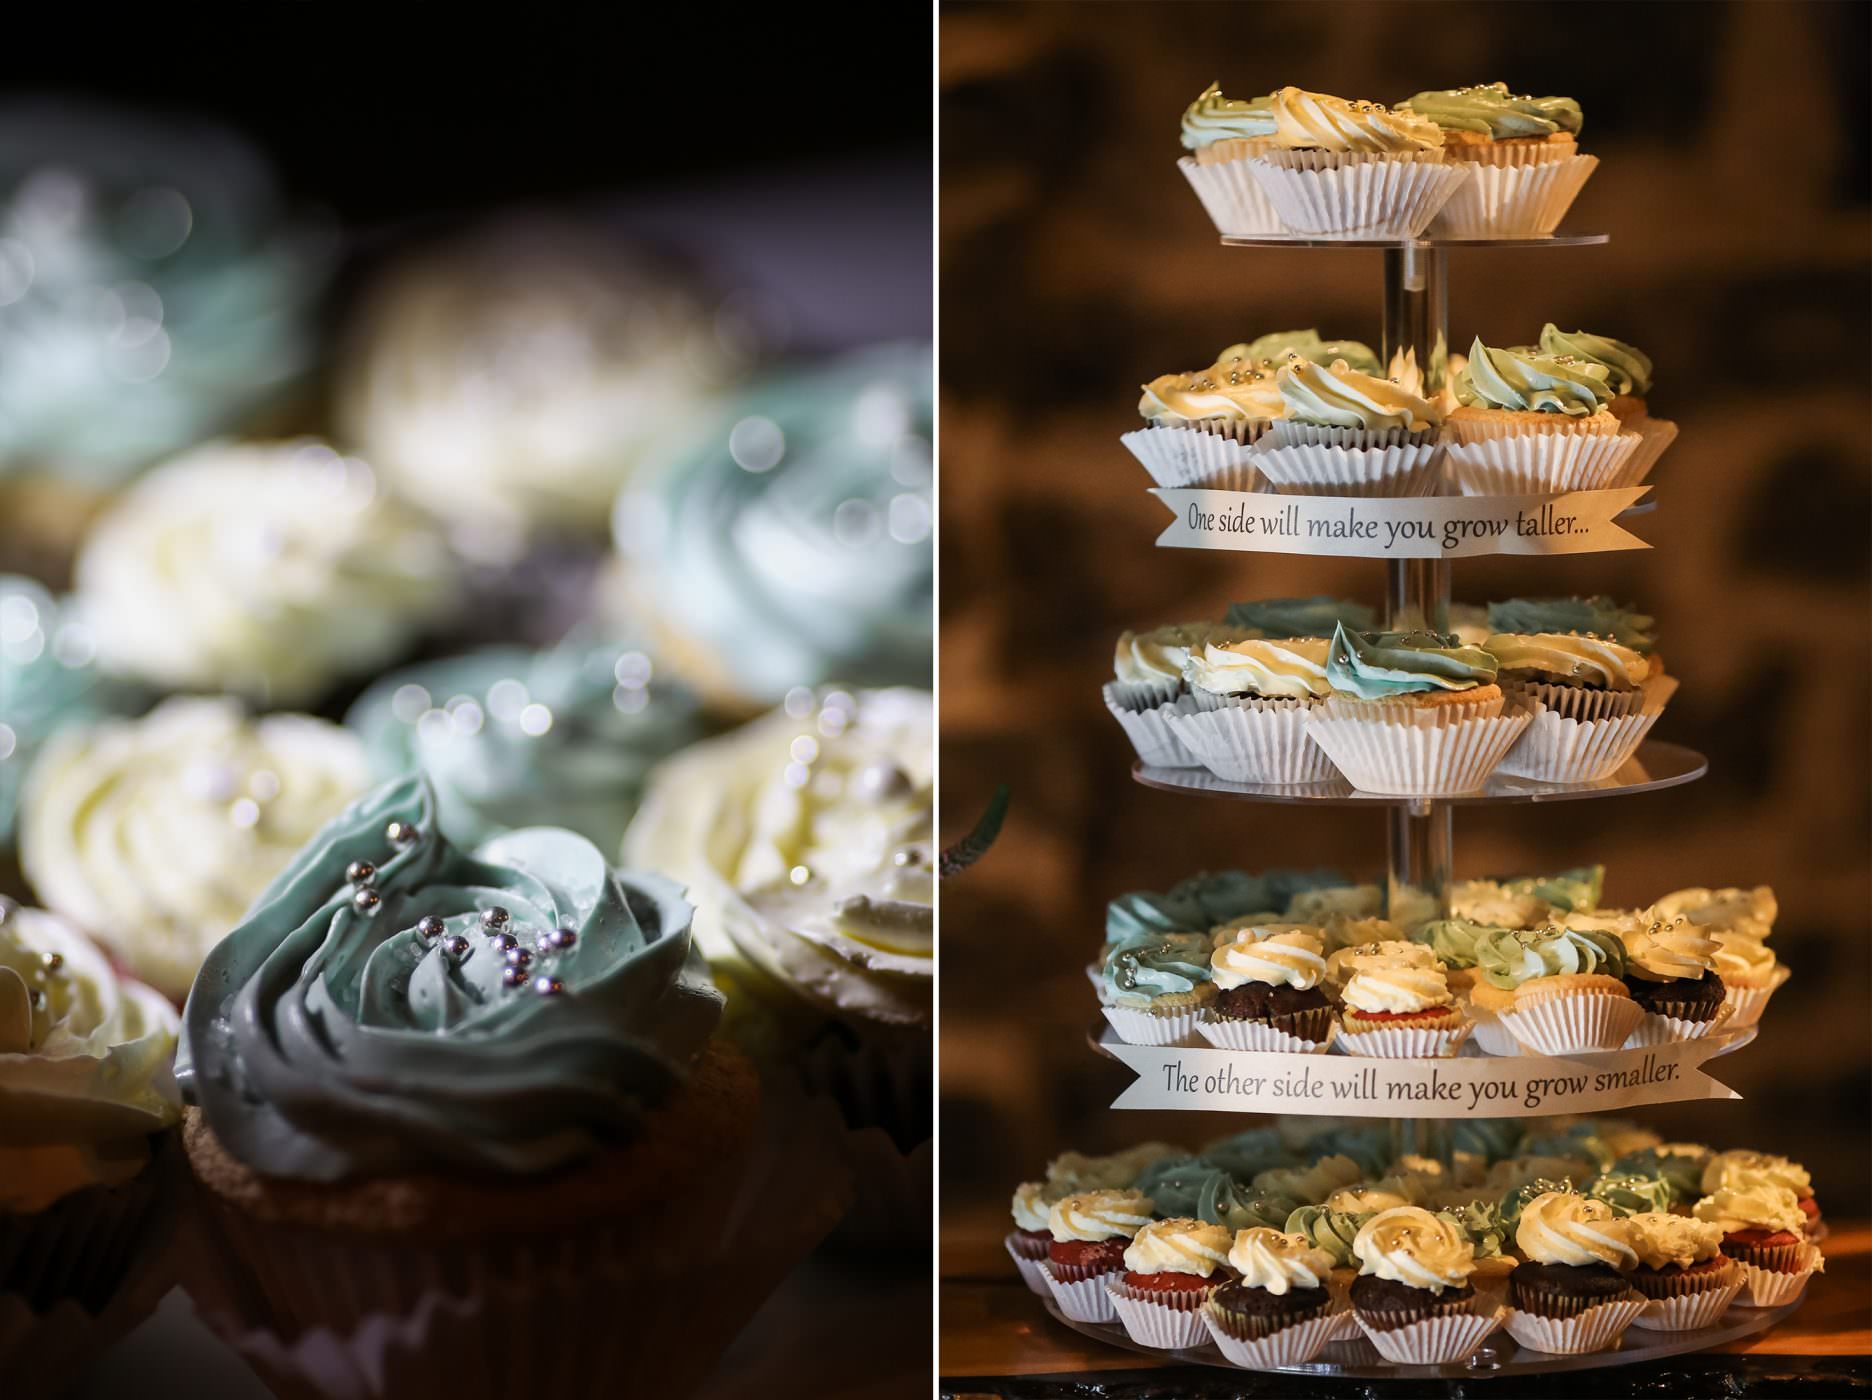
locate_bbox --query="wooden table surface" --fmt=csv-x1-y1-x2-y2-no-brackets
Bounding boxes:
940,1205,1871,1395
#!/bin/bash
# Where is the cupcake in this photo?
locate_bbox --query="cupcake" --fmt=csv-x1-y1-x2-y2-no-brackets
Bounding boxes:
1309,624,1530,796
1042,1189,1154,1323
1488,596,1658,659
1468,923,1640,1054
1254,1154,1365,1209
1692,1185,1825,1306
1127,348,1281,489
71,440,456,707
1702,1151,1821,1236
1284,1204,1371,1277
0,576,137,848
1611,1144,1712,1211
1200,1126,1303,1182
1709,928,1790,1029
1651,884,1776,940
173,775,773,1398
339,219,746,544
1202,1228,1344,1365
1253,355,1444,497
1224,331,1382,376
1168,637,1336,786
1135,1156,1277,1231
1623,1212,1744,1331
1334,942,1468,1057
1485,630,1658,721
1106,1217,1233,1348
1100,933,1216,1044
1399,84,1595,237
1007,1180,1064,1294
1504,1191,1644,1353
1348,1207,1498,1363
621,687,931,1224
18,697,369,1000
1443,336,1640,495
0,901,182,1391
1046,1143,1187,1195
346,636,704,854
1176,84,1283,236
1224,594,1376,637
1538,325,1678,481
1110,621,1248,710
1409,916,1503,997
1244,87,1465,239
1199,927,1332,1050
1448,883,1556,931
1618,918,1731,1044
608,343,931,711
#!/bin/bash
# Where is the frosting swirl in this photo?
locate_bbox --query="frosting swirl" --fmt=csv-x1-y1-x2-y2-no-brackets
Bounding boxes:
1623,1212,1724,1271
1104,933,1213,1007
1283,1204,1369,1265
1483,632,1649,690
176,774,722,1181
1701,1150,1811,1199
1353,1207,1476,1292
1327,1182,1418,1214
1115,622,1247,683
1486,598,1656,655
1693,1184,1805,1236
1286,883,1383,924
0,902,181,1211
347,637,704,855
1278,357,1442,431
1224,595,1375,639
1340,945,1453,1014
1139,361,1283,425
1473,925,1625,990
1585,1171,1675,1217
1210,928,1326,991
621,687,931,1038
1455,336,1614,417
1448,884,1554,931
1515,1191,1637,1269
1612,1146,1709,1205
1049,1188,1154,1242
1650,886,1776,940
1124,1216,1232,1276
1411,916,1504,969
1180,84,1276,149
1254,1153,1362,1205
74,440,454,705
1621,919,1718,983
1267,87,1443,153
1047,1143,1185,1194
1538,326,1652,397
1184,638,1332,701
1227,1227,1335,1293
1400,83,1583,140
1710,931,1777,982
1011,1180,1060,1232
19,698,368,1000
1326,624,1498,699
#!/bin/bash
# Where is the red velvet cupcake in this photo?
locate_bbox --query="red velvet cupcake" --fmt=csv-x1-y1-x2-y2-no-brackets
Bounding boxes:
1039,1189,1154,1324
1106,1217,1233,1349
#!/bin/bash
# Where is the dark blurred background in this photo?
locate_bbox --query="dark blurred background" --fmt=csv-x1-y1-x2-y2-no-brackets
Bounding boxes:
938,0,1871,1241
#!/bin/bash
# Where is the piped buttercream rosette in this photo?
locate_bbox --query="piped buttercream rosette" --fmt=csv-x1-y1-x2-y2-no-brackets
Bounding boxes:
1250,358,1444,498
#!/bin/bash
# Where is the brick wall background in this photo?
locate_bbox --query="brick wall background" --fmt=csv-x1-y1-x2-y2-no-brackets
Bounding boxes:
937,0,1871,1220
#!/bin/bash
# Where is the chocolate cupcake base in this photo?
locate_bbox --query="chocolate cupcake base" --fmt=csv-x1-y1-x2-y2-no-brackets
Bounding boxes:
1350,1273,1477,1330
1624,970,1726,1021
1207,1280,1332,1340
1509,1260,1634,1319
1211,984,1333,1043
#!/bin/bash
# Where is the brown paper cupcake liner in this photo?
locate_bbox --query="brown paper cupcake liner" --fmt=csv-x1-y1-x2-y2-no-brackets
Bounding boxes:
0,1137,174,1313
1200,1002,1335,1047
1631,1266,1745,1331
1502,1295,1645,1354
1628,1257,1740,1302
1178,154,1284,236
1502,680,1650,722
1624,1001,1732,1048
1723,1238,1808,1273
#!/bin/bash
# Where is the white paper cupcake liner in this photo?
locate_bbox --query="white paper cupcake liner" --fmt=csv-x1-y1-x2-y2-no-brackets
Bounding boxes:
1502,1295,1645,1354
1164,700,1335,785
1041,1263,1121,1323
1202,1304,1355,1367
1502,680,1650,722
1630,1266,1745,1331
1442,427,1640,496
1353,1303,1502,1364
1178,153,1284,236
1106,1277,1215,1349
1102,1004,1204,1047
1247,155,1470,239
1307,707,1531,796
1252,440,1442,497
1121,425,1267,491
1428,154,1599,238
1721,964,1790,1029
1197,1016,1335,1053
1107,676,1182,712
1267,421,1438,450
1624,1001,1733,1048
1622,416,1679,484
1466,1007,1525,1057
1105,689,1202,769
1735,1246,1822,1307
1445,411,1621,443
1496,706,1660,784
1499,989,1645,1055
1005,1236,1052,1296
1334,1018,1470,1058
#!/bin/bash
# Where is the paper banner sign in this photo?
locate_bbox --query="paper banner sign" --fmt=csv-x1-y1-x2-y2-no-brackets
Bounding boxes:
1105,1037,1740,1119
1151,487,1652,558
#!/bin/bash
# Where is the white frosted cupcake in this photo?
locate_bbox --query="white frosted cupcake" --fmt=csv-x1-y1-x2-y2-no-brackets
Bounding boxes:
1203,1229,1348,1365
18,698,369,1000
72,440,454,707
1041,1189,1155,1323
1624,1213,1744,1331
1537,325,1677,482
1106,1217,1233,1348
1126,352,1281,490
1334,942,1469,1057
1649,885,1776,941
1348,1207,1500,1363
1176,84,1283,236
1487,631,1667,783
1108,621,1248,712
1708,930,1789,1029
1006,1180,1065,1295
1200,927,1334,1050
1502,1191,1645,1354
1168,637,1335,785
1246,87,1467,238
1255,357,1444,496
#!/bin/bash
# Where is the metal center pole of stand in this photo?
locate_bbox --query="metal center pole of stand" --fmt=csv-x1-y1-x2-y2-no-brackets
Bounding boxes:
1381,244,1454,1166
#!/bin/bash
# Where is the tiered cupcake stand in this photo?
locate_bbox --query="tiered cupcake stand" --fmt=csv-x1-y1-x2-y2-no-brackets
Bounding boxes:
1043,232,1801,1379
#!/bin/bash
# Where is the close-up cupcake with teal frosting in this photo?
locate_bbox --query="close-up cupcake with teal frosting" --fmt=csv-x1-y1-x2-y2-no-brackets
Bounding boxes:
1398,83,1596,237
1444,335,1645,495
1243,87,1468,239
1253,354,1445,496
1538,324,1679,481
1175,83,1283,237
0,900,183,1393
172,774,789,1399
1099,931,1216,1046
345,635,704,856
1466,922,1642,1055
18,697,369,1001
1307,624,1532,796
607,342,931,713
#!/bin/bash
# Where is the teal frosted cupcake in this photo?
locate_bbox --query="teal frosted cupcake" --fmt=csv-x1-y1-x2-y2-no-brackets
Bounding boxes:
1467,924,1640,1054
1100,933,1216,1045
1177,84,1283,236
1537,325,1678,480
1444,336,1640,495
346,636,704,854
1400,83,1596,237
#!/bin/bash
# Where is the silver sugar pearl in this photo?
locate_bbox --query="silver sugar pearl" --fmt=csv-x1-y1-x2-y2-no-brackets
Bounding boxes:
29,989,45,1012
532,975,566,997
385,820,420,847
505,946,533,969
547,926,578,951
480,906,510,930
345,860,377,886
892,847,924,868
352,888,383,914
40,951,63,973
502,965,530,988
442,935,471,959
490,931,519,953
416,915,447,942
